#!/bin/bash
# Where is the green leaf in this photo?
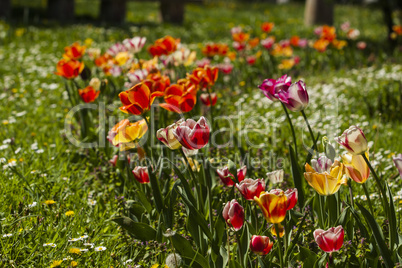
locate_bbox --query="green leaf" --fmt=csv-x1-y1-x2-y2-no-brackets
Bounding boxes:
357,203,394,268
386,184,398,252
172,163,197,206
289,145,304,209
112,216,156,242
335,206,350,226
136,190,152,214
240,224,250,267
294,246,317,267
148,167,163,213
171,234,209,268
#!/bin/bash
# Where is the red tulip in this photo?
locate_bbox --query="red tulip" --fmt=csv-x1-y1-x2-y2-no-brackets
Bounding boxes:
222,199,244,231
55,59,84,79
172,117,210,150
217,165,247,186
314,226,344,253
132,166,150,184
200,93,217,106
250,235,274,255
78,86,100,103
109,155,118,167
236,178,266,201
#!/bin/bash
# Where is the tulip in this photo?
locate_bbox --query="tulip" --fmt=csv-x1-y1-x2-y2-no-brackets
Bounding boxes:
267,169,284,184
108,119,148,151
119,82,164,115
314,226,344,253
261,37,275,50
148,35,180,57
284,188,298,210
187,66,219,90
341,152,370,184
222,199,244,231
144,71,171,94
249,235,273,255
217,165,247,186
200,93,217,106
236,178,265,201
89,78,101,91
55,59,84,79
335,125,368,155
173,117,210,150
277,80,309,112
271,223,285,238
258,74,291,102
107,42,127,56
159,84,197,113
304,157,347,196
156,119,184,150
261,22,274,33
393,154,402,179
122,36,146,54
63,42,86,60
254,189,296,223
109,155,118,167
132,166,150,184
356,41,367,50
78,86,100,103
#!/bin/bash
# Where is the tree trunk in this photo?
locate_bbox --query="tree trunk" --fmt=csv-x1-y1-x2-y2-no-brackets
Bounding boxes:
0,0,11,18
160,0,185,24
47,0,75,21
100,0,127,24
304,0,334,26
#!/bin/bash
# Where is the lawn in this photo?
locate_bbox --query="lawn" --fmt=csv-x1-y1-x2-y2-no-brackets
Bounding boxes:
1,1,402,268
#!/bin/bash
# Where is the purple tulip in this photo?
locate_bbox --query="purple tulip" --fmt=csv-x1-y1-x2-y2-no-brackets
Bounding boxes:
393,154,402,179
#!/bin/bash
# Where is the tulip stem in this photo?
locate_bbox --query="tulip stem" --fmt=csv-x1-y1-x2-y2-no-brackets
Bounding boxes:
362,153,389,217
362,183,374,215
318,194,326,228
301,110,317,152
347,179,354,208
226,226,231,267
281,102,298,158
179,148,197,183
274,223,284,268
207,87,214,130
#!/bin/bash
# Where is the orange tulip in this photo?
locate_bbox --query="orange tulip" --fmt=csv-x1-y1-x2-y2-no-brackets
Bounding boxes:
159,84,197,113
55,59,84,79
78,86,100,103
119,82,163,115
261,22,274,33
63,42,86,60
148,36,180,57
202,43,229,57
248,37,260,49
144,71,171,94
290,36,300,47
313,39,330,53
332,39,347,50
187,66,219,90
392,25,402,35
232,32,250,43
321,25,337,42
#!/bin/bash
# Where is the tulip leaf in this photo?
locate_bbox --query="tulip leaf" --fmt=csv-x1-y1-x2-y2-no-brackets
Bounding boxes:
171,234,209,268
289,145,305,209
112,216,156,242
240,224,250,268
293,246,317,267
335,206,350,226
172,163,197,206
387,184,398,252
357,203,394,268
313,253,327,268
136,190,152,214
148,168,164,213
175,186,213,240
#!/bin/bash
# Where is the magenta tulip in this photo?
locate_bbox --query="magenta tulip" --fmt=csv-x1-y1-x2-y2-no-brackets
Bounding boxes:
222,199,244,231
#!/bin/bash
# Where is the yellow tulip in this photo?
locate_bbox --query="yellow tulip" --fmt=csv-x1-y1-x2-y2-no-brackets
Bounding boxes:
304,160,347,196
341,152,370,184
254,190,288,224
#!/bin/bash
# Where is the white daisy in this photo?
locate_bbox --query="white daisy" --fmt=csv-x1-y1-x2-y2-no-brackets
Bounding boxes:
43,243,56,247
94,246,106,252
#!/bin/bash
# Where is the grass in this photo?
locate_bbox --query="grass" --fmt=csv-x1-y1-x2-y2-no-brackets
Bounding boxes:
1,1,402,267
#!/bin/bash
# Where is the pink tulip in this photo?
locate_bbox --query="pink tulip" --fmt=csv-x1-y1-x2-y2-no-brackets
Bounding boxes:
109,155,119,167
222,199,244,231
250,235,273,255
236,178,266,200
200,93,217,106
173,117,210,150
258,74,292,102
261,37,275,50
277,80,309,112
314,226,344,253
393,154,402,179
217,165,247,186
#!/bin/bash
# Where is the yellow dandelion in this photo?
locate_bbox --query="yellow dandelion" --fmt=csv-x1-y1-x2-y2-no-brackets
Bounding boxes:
2,120,9,125
49,260,63,268
71,261,78,267
31,132,36,137
44,200,56,205
12,88,18,93
239,81,246,87
65,210,75,217
69,247,81,255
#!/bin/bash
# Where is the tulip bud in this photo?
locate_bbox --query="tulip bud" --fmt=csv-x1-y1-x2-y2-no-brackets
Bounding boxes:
266,169,284,184
393,154,402,179
341,152,370,184
132,166,150,184
222,199,244,231
277,80,309,112
314,226,344,253
236,178,266,201
323,136,336,162
250,235,274,255
335,125,368,155
89,77,101,91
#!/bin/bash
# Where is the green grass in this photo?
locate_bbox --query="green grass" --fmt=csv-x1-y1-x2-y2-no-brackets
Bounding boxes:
1,1,402,267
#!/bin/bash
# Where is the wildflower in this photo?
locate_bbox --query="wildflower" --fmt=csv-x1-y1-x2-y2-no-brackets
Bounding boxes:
49,260,63,268
44,200,56,205
71,261,78,267
69,248,81,255
165,253,182,268
94,246,107,252
65,210,75,217
43,243,57,248
3,233,12,237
